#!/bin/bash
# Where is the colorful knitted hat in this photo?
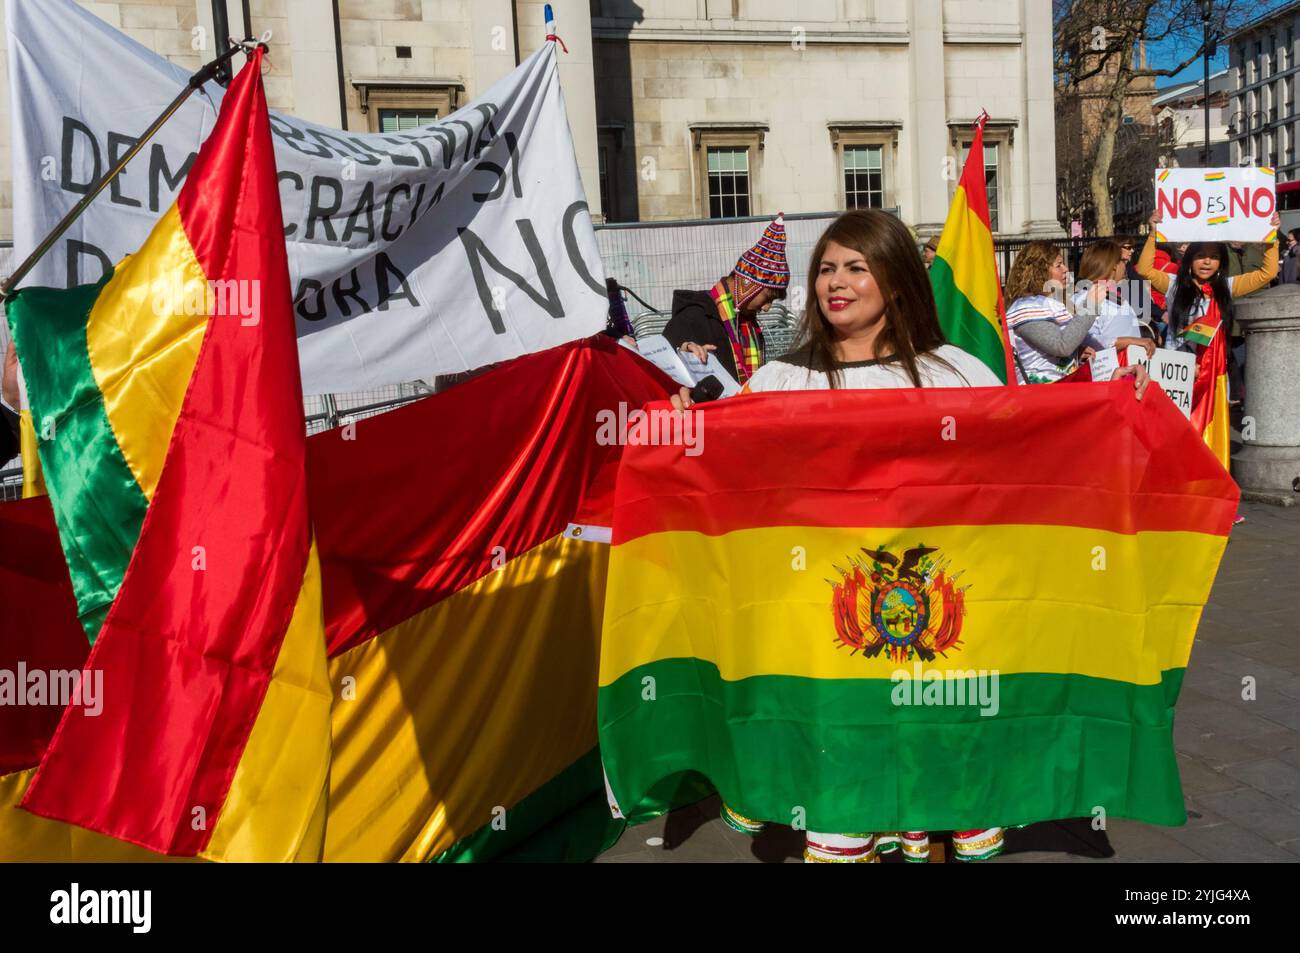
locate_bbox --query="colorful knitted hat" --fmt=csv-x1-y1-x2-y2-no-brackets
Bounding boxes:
731,214,790,307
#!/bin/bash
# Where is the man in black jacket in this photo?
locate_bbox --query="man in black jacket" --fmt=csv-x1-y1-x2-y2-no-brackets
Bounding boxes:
663,214,790,385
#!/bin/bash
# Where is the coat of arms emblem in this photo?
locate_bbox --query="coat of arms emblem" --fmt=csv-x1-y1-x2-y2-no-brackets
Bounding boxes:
830,544,969,663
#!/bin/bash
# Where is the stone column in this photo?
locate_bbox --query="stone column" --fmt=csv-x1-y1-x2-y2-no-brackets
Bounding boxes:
1232,285,1300,503
1019,0,1066,237
286,0,345,127
906,0,947,232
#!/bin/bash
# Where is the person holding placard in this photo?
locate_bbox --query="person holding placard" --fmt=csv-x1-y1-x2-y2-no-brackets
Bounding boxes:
1139,210,1278,355
1139,210,1278,521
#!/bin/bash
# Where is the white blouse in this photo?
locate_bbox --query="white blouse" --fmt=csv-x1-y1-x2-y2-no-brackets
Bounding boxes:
746,344,1002,392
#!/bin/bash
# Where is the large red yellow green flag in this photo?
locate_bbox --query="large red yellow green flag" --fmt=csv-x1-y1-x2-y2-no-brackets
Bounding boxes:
1,336,675,862
598,383,1238,832
2,50,330,860
929,115,1016,384
314,336,674,861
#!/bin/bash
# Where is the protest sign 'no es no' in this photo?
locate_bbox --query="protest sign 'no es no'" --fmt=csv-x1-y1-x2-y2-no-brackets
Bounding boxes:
1153,167,1278,243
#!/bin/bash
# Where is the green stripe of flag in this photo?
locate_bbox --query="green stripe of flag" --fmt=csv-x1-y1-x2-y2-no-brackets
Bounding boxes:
6,276,149,642
431,748,625,863
929,256,1008,384
599,658,1186,833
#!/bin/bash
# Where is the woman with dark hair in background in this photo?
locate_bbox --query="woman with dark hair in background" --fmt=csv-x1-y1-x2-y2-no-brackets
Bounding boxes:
1138,210,1278,525
1138,211,1278,354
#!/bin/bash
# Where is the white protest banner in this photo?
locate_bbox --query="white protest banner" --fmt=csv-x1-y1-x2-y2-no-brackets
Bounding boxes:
7,0,607,395
1126,345,1196,418
1153,167,1278,243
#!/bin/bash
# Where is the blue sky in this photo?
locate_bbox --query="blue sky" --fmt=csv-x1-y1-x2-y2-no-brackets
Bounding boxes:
1151,0,1296,88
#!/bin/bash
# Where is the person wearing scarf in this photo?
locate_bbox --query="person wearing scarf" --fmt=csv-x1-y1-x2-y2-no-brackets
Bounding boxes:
1137,210,1278,524
664,214,791,385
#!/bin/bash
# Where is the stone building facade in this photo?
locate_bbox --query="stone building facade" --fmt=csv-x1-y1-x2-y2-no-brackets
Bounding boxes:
1153,70,1233,170
0,0,1063,248
1226,2,1300,180
592,0,1063,236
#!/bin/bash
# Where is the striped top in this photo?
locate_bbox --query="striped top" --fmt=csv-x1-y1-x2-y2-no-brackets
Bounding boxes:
1006,294,1078,384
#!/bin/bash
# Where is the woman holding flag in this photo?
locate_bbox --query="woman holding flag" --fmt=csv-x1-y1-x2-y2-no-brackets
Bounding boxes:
1139,210,1279,353
670,208,1148,863
1137,210,1277,496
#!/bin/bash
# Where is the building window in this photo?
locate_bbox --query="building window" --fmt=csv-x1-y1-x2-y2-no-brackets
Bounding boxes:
829,124,899,211
691,125,766,219
353,82,459,133
377,108,439,132
962,140,1001,233
1289,123,1297,165
598,146,612,222
707,147,751,218
843,144,884,209
597,126,626,223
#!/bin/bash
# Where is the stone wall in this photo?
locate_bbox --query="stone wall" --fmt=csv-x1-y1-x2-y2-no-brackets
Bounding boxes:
593,0,1062,235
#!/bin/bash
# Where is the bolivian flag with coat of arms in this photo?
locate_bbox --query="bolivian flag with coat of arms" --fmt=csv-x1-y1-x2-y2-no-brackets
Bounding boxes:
598,383,1237,831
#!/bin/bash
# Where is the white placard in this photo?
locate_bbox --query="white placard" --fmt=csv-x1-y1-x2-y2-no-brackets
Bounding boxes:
630,335,741,397
1126,346,1196,418
1153,167,1277,243
1088,346,1120,384
7,0,607,395
680,350,741,397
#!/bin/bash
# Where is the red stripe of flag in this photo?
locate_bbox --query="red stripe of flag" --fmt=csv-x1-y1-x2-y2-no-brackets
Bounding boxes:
610,384,1238,544
310,336,675,657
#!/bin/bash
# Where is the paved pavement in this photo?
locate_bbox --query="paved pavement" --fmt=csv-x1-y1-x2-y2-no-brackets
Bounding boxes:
597,501,1300,863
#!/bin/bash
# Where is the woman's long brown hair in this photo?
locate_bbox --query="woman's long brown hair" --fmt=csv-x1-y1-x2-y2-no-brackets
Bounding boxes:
794,209,950,389
1003,241,1062,303
1076,239,1123,283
